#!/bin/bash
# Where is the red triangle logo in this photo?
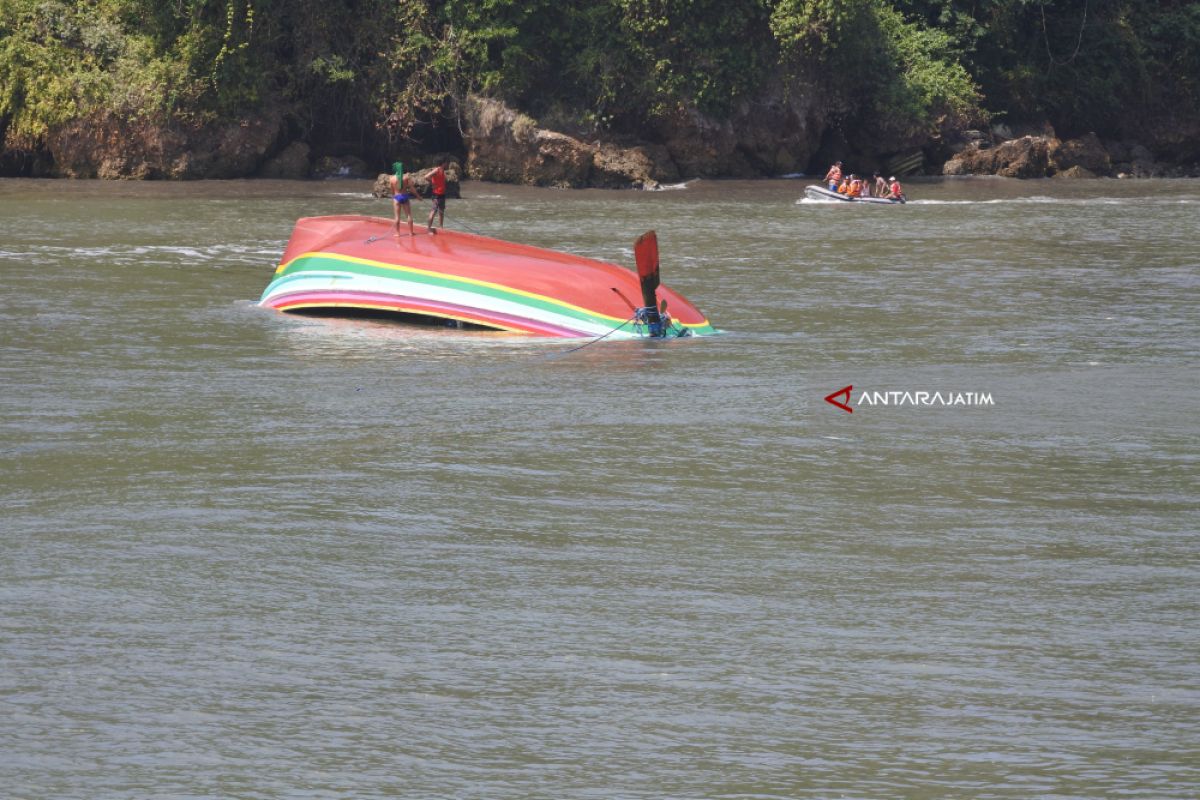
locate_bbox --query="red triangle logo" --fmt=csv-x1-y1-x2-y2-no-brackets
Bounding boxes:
825,385,854,413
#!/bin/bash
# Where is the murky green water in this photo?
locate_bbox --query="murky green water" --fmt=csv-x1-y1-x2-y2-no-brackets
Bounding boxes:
2,176,1197,798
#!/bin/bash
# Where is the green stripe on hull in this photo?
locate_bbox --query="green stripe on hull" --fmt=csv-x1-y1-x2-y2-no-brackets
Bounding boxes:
263,253,719,337
268,254,620,329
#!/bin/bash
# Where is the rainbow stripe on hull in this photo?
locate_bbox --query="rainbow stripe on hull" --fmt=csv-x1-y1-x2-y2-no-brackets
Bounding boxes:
259,216,716,339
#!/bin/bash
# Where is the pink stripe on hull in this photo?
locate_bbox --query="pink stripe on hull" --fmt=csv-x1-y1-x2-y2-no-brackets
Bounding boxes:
263,290,592,338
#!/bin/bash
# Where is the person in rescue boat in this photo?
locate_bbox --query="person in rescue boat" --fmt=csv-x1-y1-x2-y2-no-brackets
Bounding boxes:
823,161,844,191
389,161,420,236
848,175,864,197
873,172,888,197
888,176,905,201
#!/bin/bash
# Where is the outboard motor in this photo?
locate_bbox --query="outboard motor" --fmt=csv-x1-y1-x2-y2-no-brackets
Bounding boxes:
634,231,666,337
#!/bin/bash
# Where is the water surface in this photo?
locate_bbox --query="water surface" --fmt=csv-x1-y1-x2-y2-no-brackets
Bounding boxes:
2,176,1197,799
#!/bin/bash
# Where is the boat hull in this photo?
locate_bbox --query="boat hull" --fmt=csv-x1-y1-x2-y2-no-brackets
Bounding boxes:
804,185,904,204
259,216,717,338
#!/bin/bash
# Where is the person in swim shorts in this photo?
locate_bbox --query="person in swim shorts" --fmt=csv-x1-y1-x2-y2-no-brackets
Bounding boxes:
389,161,420,236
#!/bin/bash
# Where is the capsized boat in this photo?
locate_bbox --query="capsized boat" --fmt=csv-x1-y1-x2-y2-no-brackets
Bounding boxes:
804,185,905,204
258,215,717,339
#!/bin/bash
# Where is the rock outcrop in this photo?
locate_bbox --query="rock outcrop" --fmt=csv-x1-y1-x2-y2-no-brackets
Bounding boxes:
940,126,1196,178
651,105,749,178
592,141,680,188
45,107,287,179
464,96,676,188
1109,142,1170,177
1051,132,1110,175
942,134,1054,178
652,80,822,177
462,86,823,188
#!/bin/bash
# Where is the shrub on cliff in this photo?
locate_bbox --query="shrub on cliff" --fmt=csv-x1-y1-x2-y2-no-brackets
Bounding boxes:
0,0,257,151
770,0,983,148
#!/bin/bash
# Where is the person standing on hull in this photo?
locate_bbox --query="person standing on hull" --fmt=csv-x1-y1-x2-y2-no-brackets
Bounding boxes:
389,161,420,237
823,161,844,191
423,159,449,233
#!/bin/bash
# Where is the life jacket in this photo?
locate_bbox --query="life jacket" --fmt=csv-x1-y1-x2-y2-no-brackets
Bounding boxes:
849,179,862,197
837,181,849,194
890,180,903,197
826,166,842,183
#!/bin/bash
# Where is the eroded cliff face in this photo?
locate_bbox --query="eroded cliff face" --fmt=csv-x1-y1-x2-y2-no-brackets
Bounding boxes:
462,75,826,188
8,79,1196,182
10,89,828,184
650,86,824,178
43,106,287,179
463,96,678,189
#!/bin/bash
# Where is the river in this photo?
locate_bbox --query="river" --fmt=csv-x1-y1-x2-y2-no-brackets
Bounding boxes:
2,176,1197,799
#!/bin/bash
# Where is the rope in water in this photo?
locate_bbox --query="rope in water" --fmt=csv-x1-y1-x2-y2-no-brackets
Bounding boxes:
558,315,636,354
446,216,487,237
447,315,639,378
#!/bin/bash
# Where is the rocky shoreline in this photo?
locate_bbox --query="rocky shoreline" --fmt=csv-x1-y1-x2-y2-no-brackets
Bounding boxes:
940,125,1197,179
3,94,1195,185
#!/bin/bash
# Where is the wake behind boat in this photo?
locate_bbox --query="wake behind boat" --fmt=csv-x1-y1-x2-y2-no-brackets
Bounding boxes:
258,215,717,339
804,185,905,204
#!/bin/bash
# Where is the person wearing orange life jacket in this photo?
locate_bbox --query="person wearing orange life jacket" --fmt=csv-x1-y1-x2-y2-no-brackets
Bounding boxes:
888,176,905,201
823,161,844,191
837,176,850,194
847,175,863,197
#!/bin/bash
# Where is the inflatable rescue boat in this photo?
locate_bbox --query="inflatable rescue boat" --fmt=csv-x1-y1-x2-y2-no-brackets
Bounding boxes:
804,185,905,204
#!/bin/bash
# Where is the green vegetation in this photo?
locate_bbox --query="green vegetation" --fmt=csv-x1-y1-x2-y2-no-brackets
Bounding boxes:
771,0,981,142
2,0,1197,167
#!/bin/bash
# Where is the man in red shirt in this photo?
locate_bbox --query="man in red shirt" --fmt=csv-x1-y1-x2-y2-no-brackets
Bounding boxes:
424,159,450,233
